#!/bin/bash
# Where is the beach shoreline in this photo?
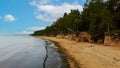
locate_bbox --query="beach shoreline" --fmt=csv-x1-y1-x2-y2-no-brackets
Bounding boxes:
38,36,80,68
37,36,120,68
46,38,80,68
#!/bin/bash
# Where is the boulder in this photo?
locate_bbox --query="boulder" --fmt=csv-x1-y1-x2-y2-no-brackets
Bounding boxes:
78,32,91,42
104,36,112,46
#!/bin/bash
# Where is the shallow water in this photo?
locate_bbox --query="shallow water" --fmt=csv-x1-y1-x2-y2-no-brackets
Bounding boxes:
0,36,69,68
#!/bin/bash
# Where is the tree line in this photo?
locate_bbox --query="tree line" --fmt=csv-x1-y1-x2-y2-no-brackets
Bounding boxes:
32,0,120,41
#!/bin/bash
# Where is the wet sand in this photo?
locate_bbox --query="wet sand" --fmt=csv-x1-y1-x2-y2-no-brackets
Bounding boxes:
39,36,120,68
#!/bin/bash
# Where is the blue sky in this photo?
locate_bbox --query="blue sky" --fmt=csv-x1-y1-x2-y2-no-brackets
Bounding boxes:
0,0,85,35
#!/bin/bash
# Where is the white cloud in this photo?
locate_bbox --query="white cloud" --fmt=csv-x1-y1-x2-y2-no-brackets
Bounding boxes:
4,14,16,22
35,14,53,22
37,3,83,14
29,0,50,6
30,0,83,22
16,31,33,35
35,3,83,22
27,26,46,31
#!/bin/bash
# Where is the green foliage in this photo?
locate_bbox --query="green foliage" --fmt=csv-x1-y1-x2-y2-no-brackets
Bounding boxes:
32,0,120,42
106,0,120,29
32,9,83,36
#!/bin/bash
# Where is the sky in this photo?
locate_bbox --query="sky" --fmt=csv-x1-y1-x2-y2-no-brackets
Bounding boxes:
0,0,85,35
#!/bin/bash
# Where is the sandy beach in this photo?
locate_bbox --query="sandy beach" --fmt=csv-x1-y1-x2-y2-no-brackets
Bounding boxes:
39,36,120,68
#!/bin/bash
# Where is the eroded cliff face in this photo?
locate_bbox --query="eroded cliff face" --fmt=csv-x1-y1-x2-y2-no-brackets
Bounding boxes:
56,32,120,46
104,32,120,46
56,32,91,42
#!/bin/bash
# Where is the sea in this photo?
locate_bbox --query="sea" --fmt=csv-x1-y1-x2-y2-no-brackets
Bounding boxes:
0,36,69,68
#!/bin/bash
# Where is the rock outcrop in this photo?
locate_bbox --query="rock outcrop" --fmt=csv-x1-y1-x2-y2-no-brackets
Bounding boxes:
56,32,120,46
56,32,91,42
78,32,91,42
104,36,112,46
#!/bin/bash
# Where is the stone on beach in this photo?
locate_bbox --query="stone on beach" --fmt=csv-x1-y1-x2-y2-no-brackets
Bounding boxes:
104,36,112,46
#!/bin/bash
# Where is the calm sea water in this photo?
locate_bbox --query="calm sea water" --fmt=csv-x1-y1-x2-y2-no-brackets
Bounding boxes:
0,36,69,68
